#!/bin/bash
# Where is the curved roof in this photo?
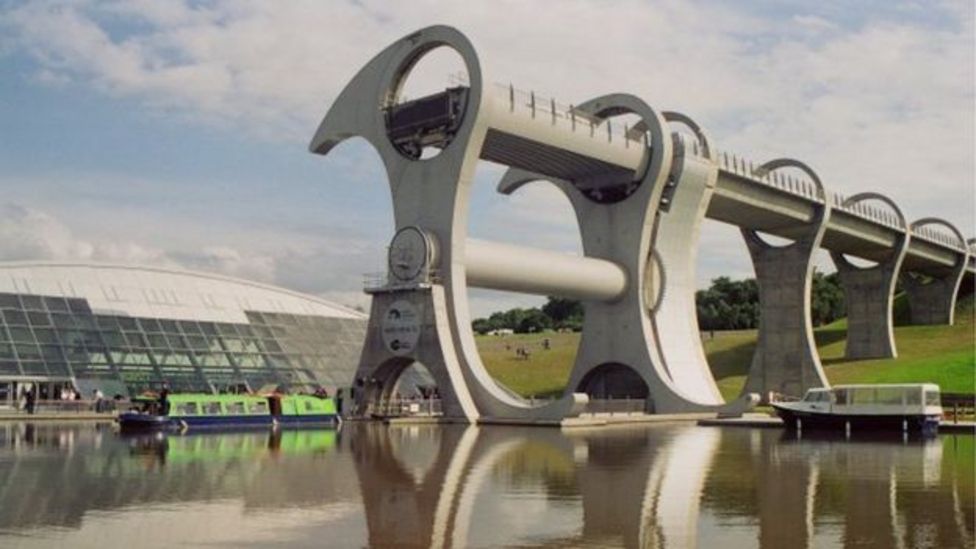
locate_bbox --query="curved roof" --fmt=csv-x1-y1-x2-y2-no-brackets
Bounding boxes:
0,261,366,323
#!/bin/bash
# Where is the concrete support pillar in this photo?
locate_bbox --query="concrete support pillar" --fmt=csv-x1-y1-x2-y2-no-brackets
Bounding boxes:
741,159,831,401
829,193,909,359
901,218,970,326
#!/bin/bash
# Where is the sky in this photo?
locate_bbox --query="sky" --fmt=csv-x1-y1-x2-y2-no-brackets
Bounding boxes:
0,0,973,317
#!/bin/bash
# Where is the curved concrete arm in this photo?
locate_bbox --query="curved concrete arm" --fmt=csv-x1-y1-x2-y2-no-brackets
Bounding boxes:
308,25,484,167
496,169,551,197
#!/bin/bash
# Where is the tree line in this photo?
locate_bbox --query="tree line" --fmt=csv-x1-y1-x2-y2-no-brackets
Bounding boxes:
472,272,845,334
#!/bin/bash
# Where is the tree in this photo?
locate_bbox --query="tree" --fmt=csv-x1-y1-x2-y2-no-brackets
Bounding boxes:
516,308,552,333
472,271,847,334
810,271,845,326
472,318,494,335
542,297,583,324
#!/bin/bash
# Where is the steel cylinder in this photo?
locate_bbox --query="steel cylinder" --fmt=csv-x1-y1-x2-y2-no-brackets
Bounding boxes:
465,238,628,301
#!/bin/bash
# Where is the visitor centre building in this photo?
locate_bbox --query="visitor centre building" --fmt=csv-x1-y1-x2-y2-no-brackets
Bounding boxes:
0,262,367,405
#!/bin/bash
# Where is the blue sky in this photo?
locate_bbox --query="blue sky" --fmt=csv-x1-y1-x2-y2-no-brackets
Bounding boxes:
0,0,972,316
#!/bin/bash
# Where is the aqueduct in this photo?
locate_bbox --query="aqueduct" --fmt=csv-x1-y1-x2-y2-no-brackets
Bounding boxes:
310,26,974,423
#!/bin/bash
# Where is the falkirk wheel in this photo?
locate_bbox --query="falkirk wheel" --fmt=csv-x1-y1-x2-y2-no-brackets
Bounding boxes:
309,25,787,422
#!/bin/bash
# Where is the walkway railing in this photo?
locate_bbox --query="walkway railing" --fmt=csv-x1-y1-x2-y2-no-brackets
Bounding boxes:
9,399,119,414
582,398,648,415
369,397,443,418
477,77,970,257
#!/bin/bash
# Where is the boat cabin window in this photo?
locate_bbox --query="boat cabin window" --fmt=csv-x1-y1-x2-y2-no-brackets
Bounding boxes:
804,391,830,403
248,401,269,414
905,389,922,405
225,402,246,415
202,402,222,415
834,389,848,405
925,390,940,407
876,387,904,405
849,387,884,405
175,402,199,416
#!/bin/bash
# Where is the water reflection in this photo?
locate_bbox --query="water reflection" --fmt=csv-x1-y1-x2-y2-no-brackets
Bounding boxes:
0,421,971,548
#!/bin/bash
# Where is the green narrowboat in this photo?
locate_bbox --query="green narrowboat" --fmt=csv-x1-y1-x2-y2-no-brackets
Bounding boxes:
118,393,339,432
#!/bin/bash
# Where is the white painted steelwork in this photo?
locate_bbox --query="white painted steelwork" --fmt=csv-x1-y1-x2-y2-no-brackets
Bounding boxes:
465,239,627,301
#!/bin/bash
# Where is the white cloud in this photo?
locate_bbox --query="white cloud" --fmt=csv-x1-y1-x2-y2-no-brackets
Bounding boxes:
0,203,96,261
0,0,972,313
0,199,384,303
0,202,252,278
169,245,277,283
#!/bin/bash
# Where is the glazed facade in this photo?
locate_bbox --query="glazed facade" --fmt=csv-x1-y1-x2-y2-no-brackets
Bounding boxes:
0,263,367,399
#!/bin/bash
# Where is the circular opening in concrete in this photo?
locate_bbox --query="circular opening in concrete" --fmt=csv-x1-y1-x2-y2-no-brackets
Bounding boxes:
385,45,469,161
466,176,585,403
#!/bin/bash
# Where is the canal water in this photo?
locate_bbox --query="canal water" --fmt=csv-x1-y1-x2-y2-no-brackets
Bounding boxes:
0,422,971,548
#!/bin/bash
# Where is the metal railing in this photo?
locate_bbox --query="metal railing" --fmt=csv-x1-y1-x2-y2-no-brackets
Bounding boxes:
582,398,648,415
10,399,119,414
942,393,975,423
493,82,648,148
367,397,443,418
363,269,443,291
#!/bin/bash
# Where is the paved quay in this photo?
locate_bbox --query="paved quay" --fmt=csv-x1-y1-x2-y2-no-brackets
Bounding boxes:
0,412,116,422
387,413,718,428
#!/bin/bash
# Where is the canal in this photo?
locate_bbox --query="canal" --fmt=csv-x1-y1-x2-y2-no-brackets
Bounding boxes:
0,422,971,548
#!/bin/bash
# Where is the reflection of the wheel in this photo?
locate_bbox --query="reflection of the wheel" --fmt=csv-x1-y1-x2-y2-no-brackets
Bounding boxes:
351,425,719,548
353,425,972,548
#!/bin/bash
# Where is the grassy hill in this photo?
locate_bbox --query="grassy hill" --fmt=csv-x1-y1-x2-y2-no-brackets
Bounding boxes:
476,295,975,400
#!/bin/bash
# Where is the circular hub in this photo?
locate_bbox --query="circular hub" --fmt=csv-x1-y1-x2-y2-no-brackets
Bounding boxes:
388,226,436,282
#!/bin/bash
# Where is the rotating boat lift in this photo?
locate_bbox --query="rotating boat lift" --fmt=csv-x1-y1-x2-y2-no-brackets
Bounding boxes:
309,25,971,423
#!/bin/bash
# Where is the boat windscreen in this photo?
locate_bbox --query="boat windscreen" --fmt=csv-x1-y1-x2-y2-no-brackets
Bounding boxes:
925,391,941,407
804,391,830,402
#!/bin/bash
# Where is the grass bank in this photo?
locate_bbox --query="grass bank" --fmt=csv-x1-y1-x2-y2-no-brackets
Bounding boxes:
476,296,975,400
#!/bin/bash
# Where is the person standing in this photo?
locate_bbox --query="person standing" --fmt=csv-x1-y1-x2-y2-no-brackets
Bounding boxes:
158,385,170,416
93,389,104,412
25,387,36,415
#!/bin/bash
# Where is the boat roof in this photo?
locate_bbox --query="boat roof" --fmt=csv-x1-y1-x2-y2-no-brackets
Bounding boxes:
166,393,268,403
156,393,332,402
821,383,940,391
